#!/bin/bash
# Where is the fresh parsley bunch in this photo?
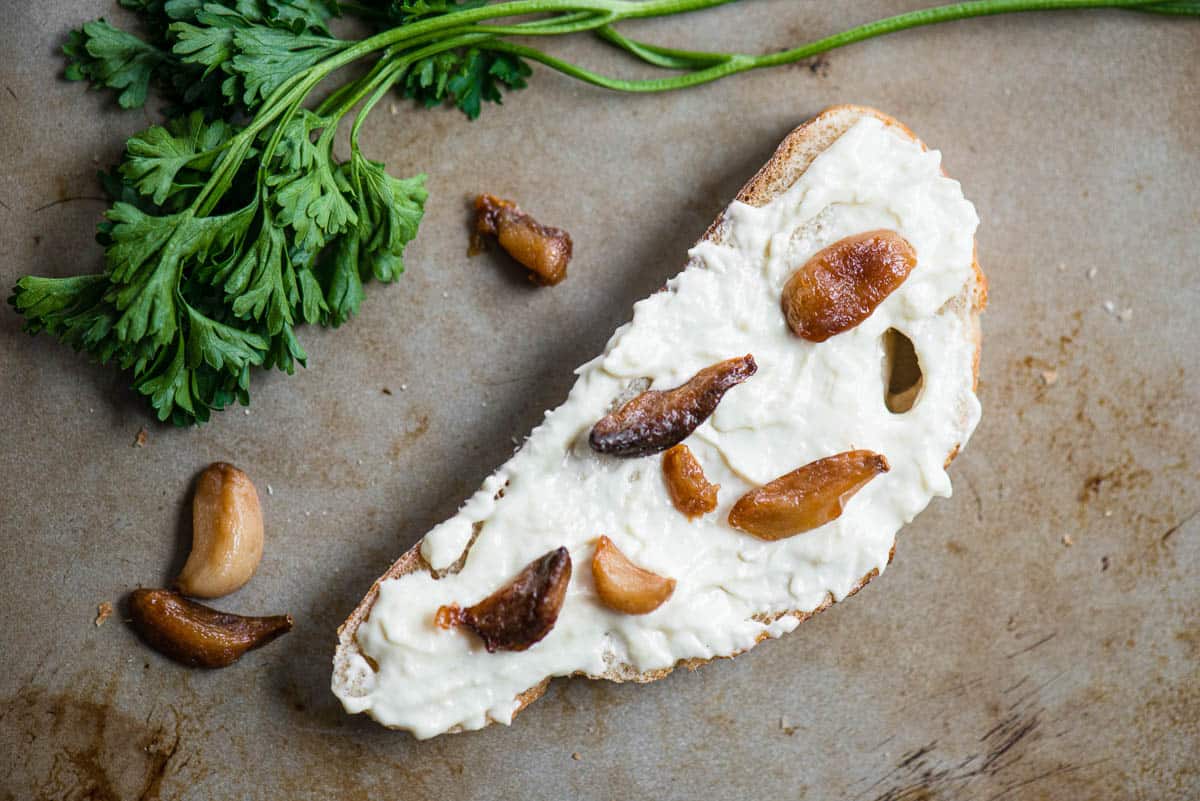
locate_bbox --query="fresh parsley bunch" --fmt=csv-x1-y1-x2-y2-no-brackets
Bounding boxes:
11,0,1195,424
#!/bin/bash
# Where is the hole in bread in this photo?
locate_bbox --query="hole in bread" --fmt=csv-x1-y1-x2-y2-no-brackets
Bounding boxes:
431,521,485,580
882,328,923,414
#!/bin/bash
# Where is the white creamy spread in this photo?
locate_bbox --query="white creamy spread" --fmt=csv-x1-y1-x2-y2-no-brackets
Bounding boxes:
335,117,981,738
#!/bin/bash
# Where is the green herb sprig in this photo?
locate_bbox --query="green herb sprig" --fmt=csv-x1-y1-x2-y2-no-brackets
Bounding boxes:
11,0,1195,424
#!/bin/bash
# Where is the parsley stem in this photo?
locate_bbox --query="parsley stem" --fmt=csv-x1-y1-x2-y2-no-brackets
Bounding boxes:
486,0,1183,93
470,11,617,35
339,0,734,67
593,25,731,69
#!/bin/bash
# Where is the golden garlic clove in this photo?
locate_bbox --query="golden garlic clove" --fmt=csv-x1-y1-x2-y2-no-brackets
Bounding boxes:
728,450,889,540
176,462,264,599
473,194,573,286
663,444,719,519
782,230,917,342
591,536,676,615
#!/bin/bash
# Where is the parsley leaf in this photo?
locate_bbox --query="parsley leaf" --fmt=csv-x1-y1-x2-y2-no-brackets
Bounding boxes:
135,335,196,420
64,0,342,114
185,302,269,373
318,229,365,328
230,27,345,106
64,20,168,109
402,47,531,119
266,115,357,251
121,111,237,204
213,212,296,335
347,154,427,282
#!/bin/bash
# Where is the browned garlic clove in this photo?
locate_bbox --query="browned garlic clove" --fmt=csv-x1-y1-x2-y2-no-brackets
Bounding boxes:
662,444,719,519
590,355,756,458
129,589,292,669
728,450,890,540
591,536,676,615
473,194,573,286
782,230,917,342
435,547,572,652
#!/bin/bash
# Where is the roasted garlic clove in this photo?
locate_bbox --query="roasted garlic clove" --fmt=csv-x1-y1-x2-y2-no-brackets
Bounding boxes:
473,194,573,286
728,450,890,540
663,444,719,519
176,462,264,599
590,354,757,458
591,536,676,615
436,547,572,652
782,230,917,342
129,589,292,669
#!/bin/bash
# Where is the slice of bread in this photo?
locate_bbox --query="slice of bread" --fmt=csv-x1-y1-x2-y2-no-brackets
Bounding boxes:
333,105,986,737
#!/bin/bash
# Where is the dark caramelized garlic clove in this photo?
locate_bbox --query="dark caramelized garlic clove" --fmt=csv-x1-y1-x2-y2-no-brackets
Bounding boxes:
782,230,917,342
728,450,890,540
128,588,292,669
662,444,719,519
590,354,757,458
436,547,572,652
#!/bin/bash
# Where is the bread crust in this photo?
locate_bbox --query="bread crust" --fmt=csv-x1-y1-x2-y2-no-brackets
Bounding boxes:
333,105,986,733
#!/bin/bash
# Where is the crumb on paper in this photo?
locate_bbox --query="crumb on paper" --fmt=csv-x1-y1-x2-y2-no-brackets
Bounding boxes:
95,602,113,627
1104,509,1113,518
1062,534,1074,547
1086,267,1098,280
1102,301,1133,322
1101,556,1110,571
571,752,582,761
1039,369,1058,387
382,387,393,395
244,408,251,415
400,384,408,391
780,716,797,736
267,484,274,496
133,428,148,448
